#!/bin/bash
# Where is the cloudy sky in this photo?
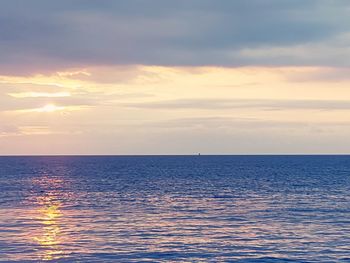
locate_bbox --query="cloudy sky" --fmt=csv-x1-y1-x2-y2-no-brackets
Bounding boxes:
1,0,350,154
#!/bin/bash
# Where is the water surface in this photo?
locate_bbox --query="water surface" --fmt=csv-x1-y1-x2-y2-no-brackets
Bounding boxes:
1,156,350,262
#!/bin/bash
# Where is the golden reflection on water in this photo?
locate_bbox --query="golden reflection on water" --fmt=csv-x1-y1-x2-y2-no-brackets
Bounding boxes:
31,176,66,261
34,197,63,261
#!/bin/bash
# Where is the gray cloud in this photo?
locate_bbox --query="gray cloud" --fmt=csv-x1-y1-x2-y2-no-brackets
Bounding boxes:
0,0,350,74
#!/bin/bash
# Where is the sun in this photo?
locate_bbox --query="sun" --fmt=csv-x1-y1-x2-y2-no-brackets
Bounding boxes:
36,104,65,113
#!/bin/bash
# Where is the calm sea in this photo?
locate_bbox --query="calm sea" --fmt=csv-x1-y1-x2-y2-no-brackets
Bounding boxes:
1,156,350,262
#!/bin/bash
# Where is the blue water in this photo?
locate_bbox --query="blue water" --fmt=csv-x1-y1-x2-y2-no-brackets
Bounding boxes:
1,156,350,262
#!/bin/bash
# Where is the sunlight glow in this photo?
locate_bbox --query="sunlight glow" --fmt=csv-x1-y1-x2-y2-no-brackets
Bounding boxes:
36,104,65,113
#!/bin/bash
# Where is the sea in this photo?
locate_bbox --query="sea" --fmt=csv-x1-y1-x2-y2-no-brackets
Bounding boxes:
1,155,350,262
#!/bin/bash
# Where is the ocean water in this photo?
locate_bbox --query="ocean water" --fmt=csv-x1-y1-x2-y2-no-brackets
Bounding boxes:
1,156,350,262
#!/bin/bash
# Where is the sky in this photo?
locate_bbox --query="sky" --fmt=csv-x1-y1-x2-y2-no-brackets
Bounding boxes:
1,0,350,155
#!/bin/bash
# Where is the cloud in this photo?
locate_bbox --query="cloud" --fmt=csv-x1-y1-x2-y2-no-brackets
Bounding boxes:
8,91,71,98
0,125,20,137
0,0,350,74
0,93,96,112
285,67,350,82
0,124,74,137
124,98,350,111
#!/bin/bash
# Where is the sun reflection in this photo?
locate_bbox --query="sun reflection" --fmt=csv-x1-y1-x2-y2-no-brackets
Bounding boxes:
34,196,64,261
41,204,61,221
31,174,68,261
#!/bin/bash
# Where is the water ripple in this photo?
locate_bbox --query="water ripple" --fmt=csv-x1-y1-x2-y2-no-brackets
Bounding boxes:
1,156,350,262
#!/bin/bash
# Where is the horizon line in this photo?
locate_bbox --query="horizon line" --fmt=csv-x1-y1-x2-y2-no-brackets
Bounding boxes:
1,154,350,157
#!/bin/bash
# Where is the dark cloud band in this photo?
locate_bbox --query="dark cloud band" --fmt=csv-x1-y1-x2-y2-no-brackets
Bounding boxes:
0,0,349,74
